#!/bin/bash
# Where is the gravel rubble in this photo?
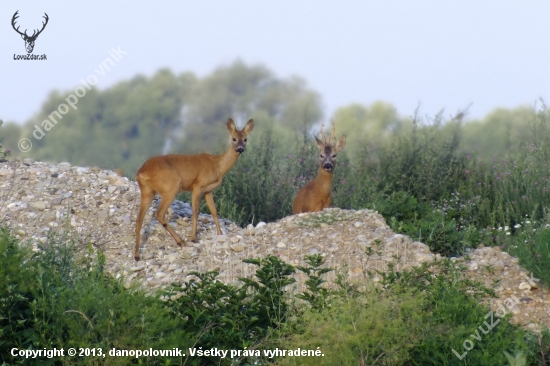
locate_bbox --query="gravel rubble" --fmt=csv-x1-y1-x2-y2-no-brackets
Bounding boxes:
2,159,550,332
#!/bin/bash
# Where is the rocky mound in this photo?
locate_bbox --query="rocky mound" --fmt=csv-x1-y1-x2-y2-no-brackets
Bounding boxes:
1,159,550,331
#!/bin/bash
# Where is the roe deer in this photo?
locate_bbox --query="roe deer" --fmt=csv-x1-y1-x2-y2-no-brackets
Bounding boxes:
292,124,346,214
134,118,254,261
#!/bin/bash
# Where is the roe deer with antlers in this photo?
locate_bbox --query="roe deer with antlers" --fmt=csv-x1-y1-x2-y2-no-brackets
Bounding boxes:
134,118,254,261
292,124,346,214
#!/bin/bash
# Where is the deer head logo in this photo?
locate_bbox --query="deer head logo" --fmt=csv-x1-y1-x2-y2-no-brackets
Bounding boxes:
12,11,49,54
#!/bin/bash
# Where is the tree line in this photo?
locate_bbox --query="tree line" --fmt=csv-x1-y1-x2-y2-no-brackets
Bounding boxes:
0,60,545,177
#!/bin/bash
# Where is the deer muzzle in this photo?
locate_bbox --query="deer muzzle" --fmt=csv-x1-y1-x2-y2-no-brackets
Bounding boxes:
236,146,244,154
323,163,333,171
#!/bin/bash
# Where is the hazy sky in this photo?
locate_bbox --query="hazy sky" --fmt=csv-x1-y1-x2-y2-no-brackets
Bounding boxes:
1,1,549,125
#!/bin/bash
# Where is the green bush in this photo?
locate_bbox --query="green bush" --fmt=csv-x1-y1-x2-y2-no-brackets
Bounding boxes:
276,260,548,366
0,227,190,366
392,261,533,366
164,255,296,365
0,227,49,363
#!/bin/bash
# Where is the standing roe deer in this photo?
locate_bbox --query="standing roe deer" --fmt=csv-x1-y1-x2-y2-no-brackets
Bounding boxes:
292,124,346,214
134,118,254,261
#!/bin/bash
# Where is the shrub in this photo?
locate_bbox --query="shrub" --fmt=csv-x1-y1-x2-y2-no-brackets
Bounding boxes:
0,227,190,366
164,255,296,365
276,259,545,366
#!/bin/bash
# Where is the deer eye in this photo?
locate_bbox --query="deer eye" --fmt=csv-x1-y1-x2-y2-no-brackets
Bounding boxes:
320,154,324,158
244,138,247,142
332,154,337,158
232,138,237,142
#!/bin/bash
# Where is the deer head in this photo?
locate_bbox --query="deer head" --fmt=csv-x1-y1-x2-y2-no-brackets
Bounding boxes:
226,118,254,154
315,123,346,173
12,11,49,54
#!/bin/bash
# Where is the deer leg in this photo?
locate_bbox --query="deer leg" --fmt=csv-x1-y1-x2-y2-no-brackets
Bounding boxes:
190,188,203,242
324,196,332,210
204,191,222,235
154,190,185,248
135,184,155,261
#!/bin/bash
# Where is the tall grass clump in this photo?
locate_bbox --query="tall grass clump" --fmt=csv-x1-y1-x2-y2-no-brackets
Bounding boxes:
368,112,467,203
493,219,550,285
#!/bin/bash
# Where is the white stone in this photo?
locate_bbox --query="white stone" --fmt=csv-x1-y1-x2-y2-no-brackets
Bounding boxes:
519,282,532,291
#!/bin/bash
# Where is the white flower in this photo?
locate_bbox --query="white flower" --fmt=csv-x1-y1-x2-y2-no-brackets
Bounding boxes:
514,224,521,229
504,226,509,231
498,227,503,231
526,220,531,224
506,232,511,235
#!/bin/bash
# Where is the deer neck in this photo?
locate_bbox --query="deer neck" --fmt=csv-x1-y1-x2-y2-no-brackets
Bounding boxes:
314,167,334,193
217,146,240,175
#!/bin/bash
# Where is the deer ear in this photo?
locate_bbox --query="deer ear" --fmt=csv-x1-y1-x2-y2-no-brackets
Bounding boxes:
334,135,346,152
243,119,254,135
226,118,237,133
315,136,325,151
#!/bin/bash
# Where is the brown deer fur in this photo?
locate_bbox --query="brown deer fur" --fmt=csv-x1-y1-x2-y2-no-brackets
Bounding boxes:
292,124,346,214
134,118,254,261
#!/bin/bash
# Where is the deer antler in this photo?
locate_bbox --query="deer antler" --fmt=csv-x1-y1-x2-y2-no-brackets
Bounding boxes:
11,11,26,37
328,123,336,145
319,123,327,144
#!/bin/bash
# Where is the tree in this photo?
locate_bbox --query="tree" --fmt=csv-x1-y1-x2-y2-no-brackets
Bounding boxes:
0,121,22,157
21,69,196,175
455,106,540,160
332,101,407,161
178,60,323,154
